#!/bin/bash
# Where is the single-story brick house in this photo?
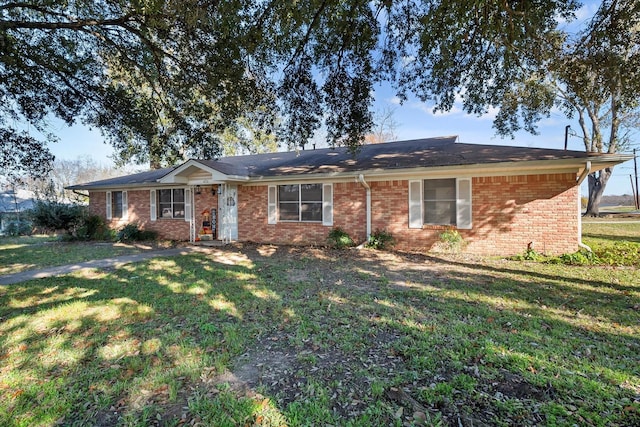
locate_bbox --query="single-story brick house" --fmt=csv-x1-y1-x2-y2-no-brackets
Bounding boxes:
67,136,631,255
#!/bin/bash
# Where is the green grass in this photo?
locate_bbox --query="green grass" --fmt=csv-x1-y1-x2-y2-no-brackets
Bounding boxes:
582,221,640,245
0,235,164,275
581,222,640,267
0,223,638,426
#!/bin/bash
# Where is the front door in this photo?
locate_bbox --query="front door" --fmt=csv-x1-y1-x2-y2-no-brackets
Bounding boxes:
219,184,238,241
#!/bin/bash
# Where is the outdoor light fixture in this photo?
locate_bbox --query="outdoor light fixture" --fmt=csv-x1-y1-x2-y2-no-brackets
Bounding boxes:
195,185,202,195
211,186,216,196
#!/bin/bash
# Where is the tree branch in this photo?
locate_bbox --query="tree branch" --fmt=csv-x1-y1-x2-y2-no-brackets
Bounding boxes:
284,0,329,72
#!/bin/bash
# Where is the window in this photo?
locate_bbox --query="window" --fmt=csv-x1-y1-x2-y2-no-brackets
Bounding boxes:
424,179,456,225
157,189,185,219
112,191,124,219
278,184,322,222
106,191,127,220
268,183,333,225
408,178,472,229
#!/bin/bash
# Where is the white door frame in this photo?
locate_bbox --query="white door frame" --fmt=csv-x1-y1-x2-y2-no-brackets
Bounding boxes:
188,187,196,243
218,183,238,242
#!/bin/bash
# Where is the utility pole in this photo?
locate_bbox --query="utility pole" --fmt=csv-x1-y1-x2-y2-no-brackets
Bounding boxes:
635,149,639,210
631,175,637,210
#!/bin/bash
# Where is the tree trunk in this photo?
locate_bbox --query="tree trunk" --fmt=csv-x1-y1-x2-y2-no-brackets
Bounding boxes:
584,167,613,216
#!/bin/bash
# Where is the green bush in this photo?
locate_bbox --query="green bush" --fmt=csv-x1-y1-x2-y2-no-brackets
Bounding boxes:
327,227,354,249
592,242,640,267
557,250,597,265
511,244,639,268
510,247,545,262
116,223,158,243
439,228,464,252
366,229,395,250
76,214,112,241
3,220,33,236
29,200,86,233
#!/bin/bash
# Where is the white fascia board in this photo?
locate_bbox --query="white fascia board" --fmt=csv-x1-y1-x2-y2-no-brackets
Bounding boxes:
78,184,187,191
365,157,628,179
241,175,358,185
157,160,250,184
157,160,217,183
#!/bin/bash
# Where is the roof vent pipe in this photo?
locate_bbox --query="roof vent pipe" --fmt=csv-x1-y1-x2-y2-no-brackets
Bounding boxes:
564,125,571,150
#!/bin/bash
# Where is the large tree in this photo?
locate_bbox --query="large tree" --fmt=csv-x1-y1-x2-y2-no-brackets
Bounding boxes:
559,0,639,214
491,0,640,214
2,1,594,179
1,0,279,172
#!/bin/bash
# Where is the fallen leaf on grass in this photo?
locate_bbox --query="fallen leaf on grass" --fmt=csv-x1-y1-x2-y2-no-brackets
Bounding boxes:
154,384,169,394
394,406,403,419
413,411,427,424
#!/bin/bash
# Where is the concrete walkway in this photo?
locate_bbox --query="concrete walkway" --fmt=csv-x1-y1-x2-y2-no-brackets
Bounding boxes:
0,247,204,286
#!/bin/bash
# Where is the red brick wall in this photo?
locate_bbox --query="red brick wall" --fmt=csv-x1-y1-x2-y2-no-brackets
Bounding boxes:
465,174,579,255
369,173,579,255
89,190,190,241
89,172,579,255
238,182,367,246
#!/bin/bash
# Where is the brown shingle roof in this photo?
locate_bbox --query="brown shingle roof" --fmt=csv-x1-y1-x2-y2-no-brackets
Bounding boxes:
67,136,627,189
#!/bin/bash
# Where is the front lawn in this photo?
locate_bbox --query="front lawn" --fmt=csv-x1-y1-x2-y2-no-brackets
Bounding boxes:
0,236,171,276
1,243,638,426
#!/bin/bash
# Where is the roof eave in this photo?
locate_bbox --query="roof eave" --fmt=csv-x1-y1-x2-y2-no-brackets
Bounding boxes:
245,156,624,183
66,152,633,189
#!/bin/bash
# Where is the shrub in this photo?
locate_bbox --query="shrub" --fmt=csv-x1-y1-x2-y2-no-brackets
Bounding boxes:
76,214,112,241
3,220,33,236
510,247,545,262
327,227,354,249
439,228,464,252
29,200,86,234
366,229,395,250
557,250,597,265
510,242,639,268
116,223,158,243
592,242,640,267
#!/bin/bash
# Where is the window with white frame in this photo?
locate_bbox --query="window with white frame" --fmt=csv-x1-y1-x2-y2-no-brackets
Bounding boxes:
268,183,333,225
278,184,322,221
409,178,472,229
424,179,456,225
157,189,185,219
106,191,127,220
